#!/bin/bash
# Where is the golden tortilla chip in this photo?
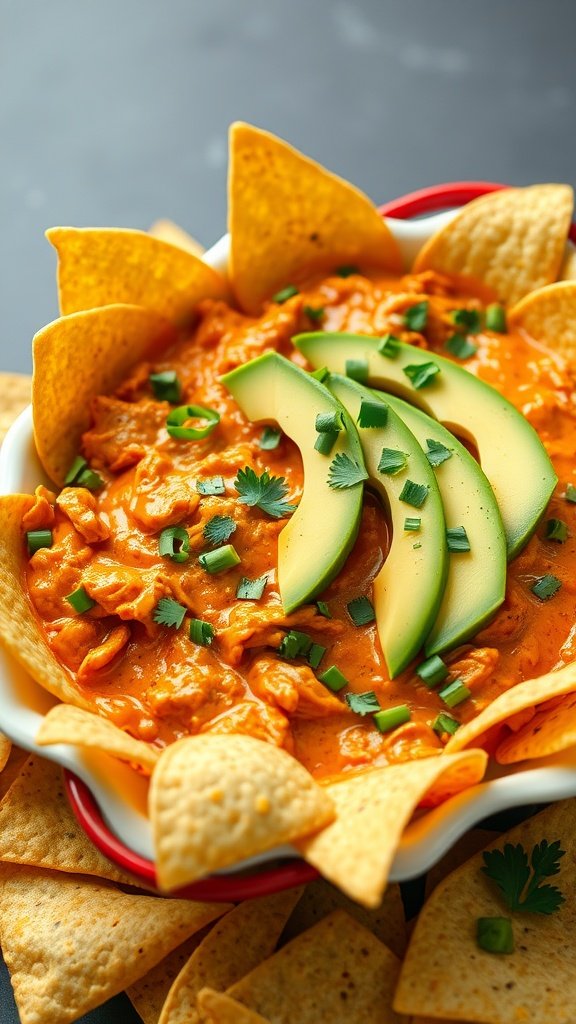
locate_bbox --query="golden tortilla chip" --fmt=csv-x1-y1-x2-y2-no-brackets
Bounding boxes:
413,184,573,305
150,734,334,891
0,864,230,1024
0,731,11,772
228,122,402,313
0,371,31,442
149,219,206,257
509,280,576,361
425,828,499,900
559,242,576,280
0,744,29,803
33,303,176,486
394,801,576,1023
227,909,403,1023
47,227,226,321
445,661,576,755
496,690,576,764
158,889,302,1024
127,930,215,1024
36,703,159,774
297,750,487,909
197,990,271,1024
281,878,407,957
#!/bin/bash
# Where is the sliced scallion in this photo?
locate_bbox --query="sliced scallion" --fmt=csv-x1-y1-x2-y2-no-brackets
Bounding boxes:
377,333,400,358
26,529,53,555
403,362,440,390
431,712,460,737
149,370,182,403
404,517,421,532
316,600,332,618
308,643,327,670
476,917,514,955
445,334,478,360
399,480,429,508
446,526,471,552
319,665,349,692
374,705,411,733
166,404,220,441
273,284,299,303
65,586,95,614
485,304,507,333
347,596,375,626
439,678,471,708
345,358,369,383
314,430,338,456
403,301,428,331
189,618,215,646
315,410,344,433
451,308,482,334
357,397,388,428
416,654,448,688
198,544,241,574
158,526,190,563
545,518,569,543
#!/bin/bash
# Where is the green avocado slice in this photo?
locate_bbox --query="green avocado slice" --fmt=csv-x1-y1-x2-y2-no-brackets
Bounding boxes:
294,332,557,559
327,374,447,677
383,393,507,655
220,352,365,614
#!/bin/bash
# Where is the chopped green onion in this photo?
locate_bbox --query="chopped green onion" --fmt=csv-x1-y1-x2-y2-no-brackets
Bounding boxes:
314,430,338,456
65,586,95,614
336,265,358,278
315,411,344,433
485,304,507,333
259,426,282,450
316,600,332,618
198,544,241,574
159,526,190,563
64,455,88,485
308,643,327,670
278,630,313,659
545,518,569,542
311,366,330,383
236,575,268,600
426,438,453,467
319,665,349,692
64,456,104,491
565,483,576,504
357,397,388,428
531,574,562,601
404,517,421,532
403,362,441,390
153,597,187,629
189,618,215,646
304,305,325,322
345,358,369,383
377,334,400,358
413,541,422,549
347,596,375,626
432,712,460,737
416,654,449,688
451,308,482,334
345,691,381,716
166,404,220,441
403,301,428,331
399,480,429,508
378,448,408,476
273,285,299,303
439,678,471,708
444,334,478,360
476,917,514,955
26,529,53,555
446,526,471,552
374,705,411,733
149,370,182,403
203,515,236,546
197,477,225,496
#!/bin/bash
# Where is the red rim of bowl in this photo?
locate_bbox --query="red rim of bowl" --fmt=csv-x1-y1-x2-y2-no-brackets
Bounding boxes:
63,178,576,900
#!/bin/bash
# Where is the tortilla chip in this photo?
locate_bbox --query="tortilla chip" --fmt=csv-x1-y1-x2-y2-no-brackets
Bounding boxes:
0,864,230,1024
228,122,402,313
197,990,271,1024
0,754,143,883
36,703,159,774
0,731,11,772
445,661,576,755
149,219,206,257
297,750,487,909
281,878,407,957
150,734,334,891
158,889,302,1024
508,280,576,362
33,303,176,486
127,930,216,1024
496,690,576,764
413,184,573,305
0,371,31,442
0,744,29,803
227,909,403,1023
394,801,576,1023
47,227,226,321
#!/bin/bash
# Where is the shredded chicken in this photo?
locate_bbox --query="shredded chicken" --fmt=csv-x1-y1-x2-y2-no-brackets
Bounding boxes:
201,701,292,750
131,451,200,532
248,656,345,718
82,560,172,627
219,603,344,665
48,617,103,672
446,646,500,690
77,624,131,682
28,528,93,620
21,485,56,531
145,640,245,729
56,487,110,543
82,395,167,472
381,720,443,763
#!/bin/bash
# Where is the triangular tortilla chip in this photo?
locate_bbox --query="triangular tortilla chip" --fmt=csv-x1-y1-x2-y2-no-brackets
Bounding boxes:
413,184,573,305
496,690,576,764
197,990,271,1024
0,744,29,803
0,865,231,1024
127,929,216,1024
150,734,334,891
36,703,159,773
47,227,226,321
227,909,403,1023
158,889,302,1024
0,371,30,442
33,303,176,486
509,280,576,362
149,219,206,257
394,801,576,1023
228,122,402,313
297,750,487,909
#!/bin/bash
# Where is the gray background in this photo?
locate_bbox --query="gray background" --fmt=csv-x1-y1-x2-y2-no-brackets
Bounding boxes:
1,0,576,1020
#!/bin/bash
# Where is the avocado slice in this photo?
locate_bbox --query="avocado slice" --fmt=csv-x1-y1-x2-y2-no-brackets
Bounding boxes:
327,374,447,677
220,352,365,614
383,393,507,655
294,332,557,559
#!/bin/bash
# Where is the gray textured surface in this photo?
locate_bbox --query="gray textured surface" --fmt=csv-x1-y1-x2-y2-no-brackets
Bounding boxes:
1,0,576,1019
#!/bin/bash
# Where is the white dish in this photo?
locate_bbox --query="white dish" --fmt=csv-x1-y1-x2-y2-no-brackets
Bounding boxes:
2,209,575,881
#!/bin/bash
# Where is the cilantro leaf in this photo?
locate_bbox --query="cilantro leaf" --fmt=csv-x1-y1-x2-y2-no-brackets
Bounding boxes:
234,466,296,519
345,690,381,716
203,515,237,546
482,840,565,915
153,597,187,629
327,453,369,490
482,844,530,911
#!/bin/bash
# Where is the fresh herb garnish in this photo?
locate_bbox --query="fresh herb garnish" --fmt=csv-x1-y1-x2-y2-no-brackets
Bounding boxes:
451,308,482,334
403,362,441,390
259,426,282,450
316,600,332,618
199,544,241,574
197,476,226,496
304,305,325,322
374,705,411,733
153,597,187,629
399,480,429,508
426,438,453,467
189,618,215,646
545,518,569,542
65,586,96,614
336,265,359,278
476,917,514,955
234,466,296,518
378,448,408,476
159,526,190,563
315,411,344,433
327,453,368,490
64,455,104,491
273,284,299,303
26,529,53,555
531,574,562,601
403,301,428,331
203,515,237,546
431,712,460,737
413,541,422,549
308,643,327,670
377,334,400,358
446,526,471,552
482,840,565,914
319,665,349,692
565,483,576,504
314,430,339,456
438,678,471,707
236,575,268,600
416,654,448,688
347,596,375,626
345,690,381,716
345,358,369,383
404,517,421,532
149,370,182,403
278,630,313,660
485,303,507,333
357,397,388,428
445,334,478,360
166,404,220,441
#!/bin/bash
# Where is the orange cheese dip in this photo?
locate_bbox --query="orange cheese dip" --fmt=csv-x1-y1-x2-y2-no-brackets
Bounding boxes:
24,270,576,780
